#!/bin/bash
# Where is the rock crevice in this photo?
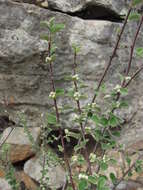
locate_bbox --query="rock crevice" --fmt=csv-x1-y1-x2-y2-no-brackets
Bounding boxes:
12,0,124,22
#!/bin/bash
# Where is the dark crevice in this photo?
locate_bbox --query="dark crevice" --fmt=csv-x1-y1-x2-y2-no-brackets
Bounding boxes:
13,0,124,23
47,129,96,158
47,3,124,23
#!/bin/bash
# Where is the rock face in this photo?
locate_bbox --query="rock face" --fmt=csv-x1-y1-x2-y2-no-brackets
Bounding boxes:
0,127,40,163
24,155,66,189
0,0,143,148
16,171,38,190
0,178,12,190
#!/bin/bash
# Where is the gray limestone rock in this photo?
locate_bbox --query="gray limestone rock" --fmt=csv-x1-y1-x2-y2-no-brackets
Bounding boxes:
24,154,66,189
0,0,143,153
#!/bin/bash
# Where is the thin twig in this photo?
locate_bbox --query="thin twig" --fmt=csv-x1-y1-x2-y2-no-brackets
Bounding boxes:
86,10,143,174
124,66,143,88
0,128,14,148
72,51,92,175
125,14,143,77
48,34,76,190
92,6,132,103
83,6,132,130
113,153,143,190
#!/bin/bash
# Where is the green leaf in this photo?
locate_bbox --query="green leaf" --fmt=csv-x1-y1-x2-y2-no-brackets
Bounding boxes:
58,145,64,152
100,84,106,93
135,160,143,173
110,173,117,184
91,115,100,125
78,179,88,190
93,130,103,141
50,23,65,33
40,21,49,28
47,113,57,124
108,115,119,127
100,162,108,171
100,117,108,127
74,140,87,152
72,44,81,54
101,143,111,150
128,171,133,177
97,176,107,189
112,131,121,137
56,88,65,96
126,157,131,166
136,47,143,57
119,101,129,108
88,176,97,185
50,44,57,55
67,131,80,139
49,17,55,27
40,34,49,41
67,90,74,97
120,88,128,96
129,13,141,21
132,0,143,6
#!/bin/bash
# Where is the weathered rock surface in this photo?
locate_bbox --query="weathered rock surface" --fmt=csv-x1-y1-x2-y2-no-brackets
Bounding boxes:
0,127,40,163
105,150,143,182
0,178,12,190
12,0,127,16
24,155,66,189
0,0,142,145
16,171,38,190
110,180,143,190
0,0,143,146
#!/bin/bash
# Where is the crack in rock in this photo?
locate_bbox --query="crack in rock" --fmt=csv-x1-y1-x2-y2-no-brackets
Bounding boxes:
49,3,124,22
12,0,124,22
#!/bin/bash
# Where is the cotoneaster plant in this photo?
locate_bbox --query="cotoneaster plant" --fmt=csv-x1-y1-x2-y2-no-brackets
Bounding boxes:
0,0,143,190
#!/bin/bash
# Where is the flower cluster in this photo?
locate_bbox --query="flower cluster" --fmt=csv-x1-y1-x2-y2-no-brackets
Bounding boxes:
49,91,56,99
114,84,121,92
71,155,78,162
64,129,69,134
72,74,79,81
73,92,81,101
78,173,88,180
89,153,97,163
45,56,52,63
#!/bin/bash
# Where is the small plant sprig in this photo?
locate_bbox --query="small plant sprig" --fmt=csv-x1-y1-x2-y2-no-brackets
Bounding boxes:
0,144,19,190
71,44,92,175
40,18,76,190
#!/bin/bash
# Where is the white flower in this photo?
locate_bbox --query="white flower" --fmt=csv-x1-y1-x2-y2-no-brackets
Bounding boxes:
87,103,91,107
65,129,69,134
72,74,79,81
72,155,78,162
114,84,121,92
49,91,56,99
73,92,81,101
125,76,131,81
85,126,90,130
104,94,111,99
91,102,96,109
79,173,88,180
45,56,52,63
90,153,96,162
73,114,79,121
41,113,44,118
